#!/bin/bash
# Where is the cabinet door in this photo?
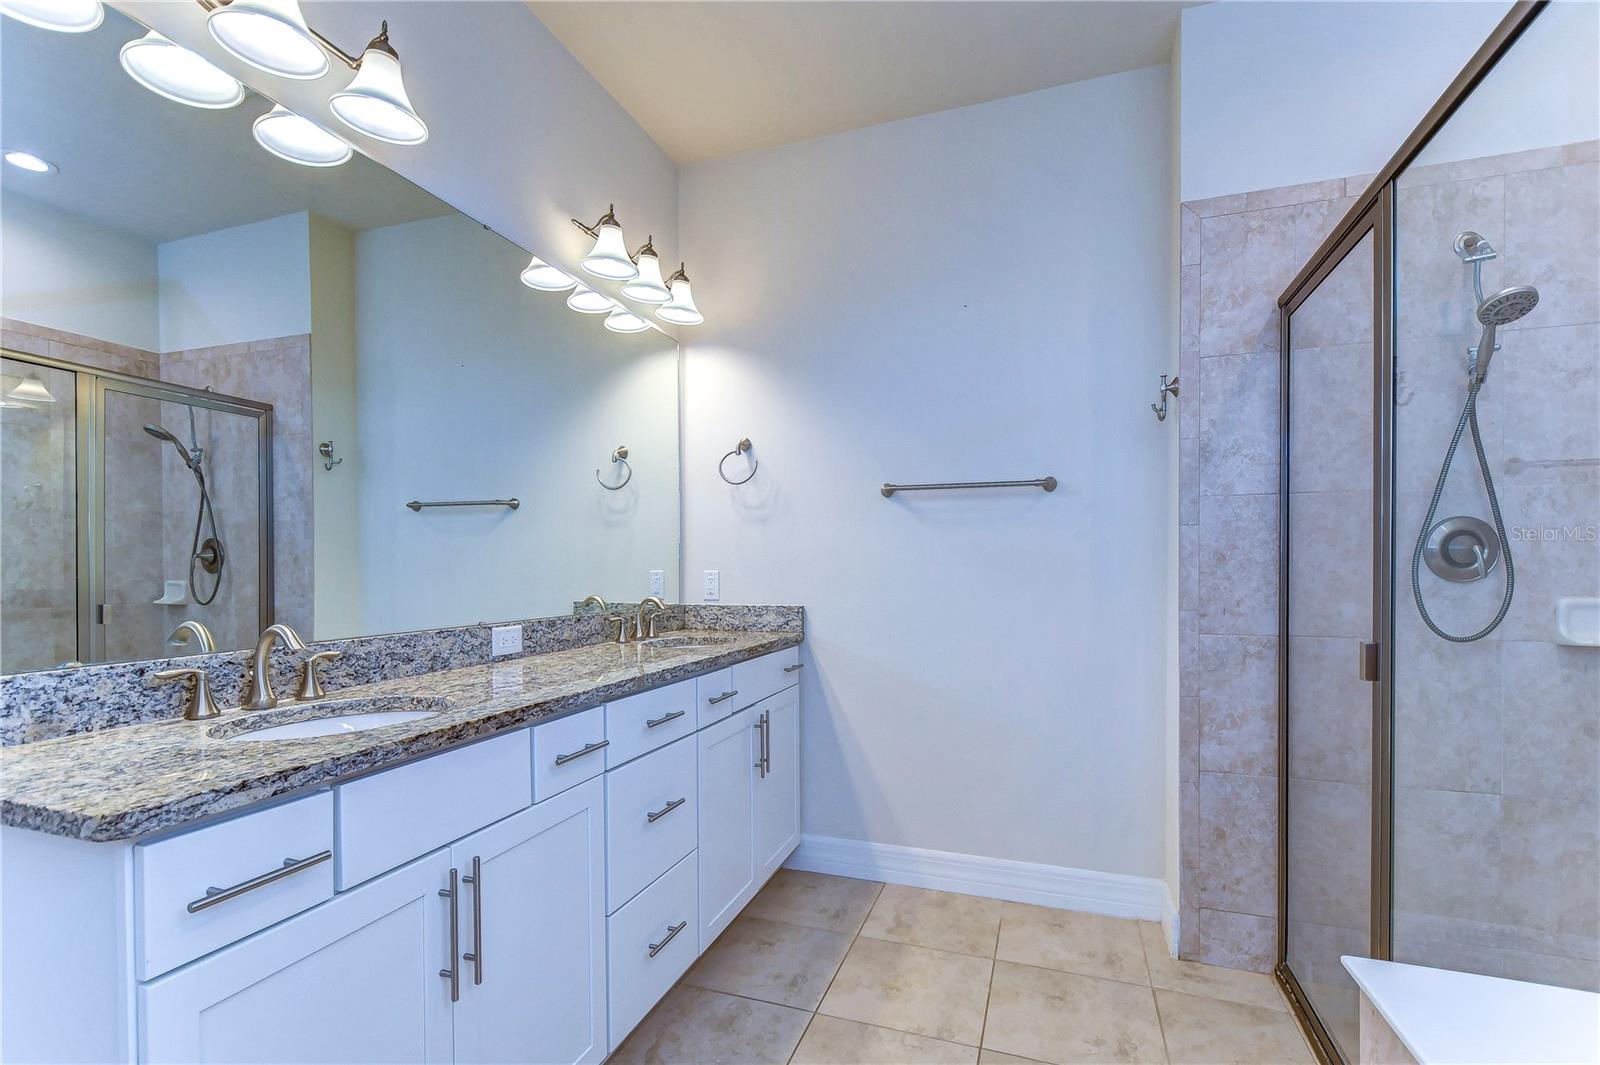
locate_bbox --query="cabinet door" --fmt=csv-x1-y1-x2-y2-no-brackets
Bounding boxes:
697,708,756,950
139,850,453,1065
753,686,801,880
450,776,606,1065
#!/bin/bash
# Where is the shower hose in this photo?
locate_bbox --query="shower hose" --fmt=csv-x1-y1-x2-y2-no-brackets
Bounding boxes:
1410,370,1514,642
188,476,223,606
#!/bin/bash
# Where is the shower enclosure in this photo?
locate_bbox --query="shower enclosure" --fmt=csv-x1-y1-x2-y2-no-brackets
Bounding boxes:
0,350,272,672
1277,4,1599,1061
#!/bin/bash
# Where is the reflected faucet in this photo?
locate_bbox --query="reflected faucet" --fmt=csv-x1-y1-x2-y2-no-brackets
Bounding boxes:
167,620,217,654
244,623,308,711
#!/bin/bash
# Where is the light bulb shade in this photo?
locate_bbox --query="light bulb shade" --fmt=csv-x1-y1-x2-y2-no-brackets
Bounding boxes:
581,223,638,281
566,284,613,314
0,0,102,32
253,105,352,167
656,277,703,326
330,47,427,144
520,256,577,292
619,252,671,304
208,0,328,80
120,31,245,110
604,304,650,334
6,373,55,404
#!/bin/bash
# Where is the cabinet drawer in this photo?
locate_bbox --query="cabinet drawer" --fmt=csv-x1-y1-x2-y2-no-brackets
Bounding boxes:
135,791,334,980
531,706,607,801
607,850,697,1051
730,647,801,712
606,680,696,768
695,668,738,728
605,735,697,912
336,730,531,889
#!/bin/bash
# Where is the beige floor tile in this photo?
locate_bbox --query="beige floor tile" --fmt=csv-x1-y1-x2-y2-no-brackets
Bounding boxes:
1138,921,1288,1013
983,961,1167,1065
996,904,1150,984
792,1015,979,1065
1156,989,1315,1065
682,913,852,1010
745,870,885,934
819,936,993,1046
979,1053,1052,1065
861,884,1005,957
608,985,811,1065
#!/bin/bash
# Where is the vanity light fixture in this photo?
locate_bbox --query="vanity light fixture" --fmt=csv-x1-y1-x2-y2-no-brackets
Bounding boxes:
2,150,56,174
5,372,56,405
120,31,245,110
619,237,672,305
206,0,328,80
328,22,427,145
520,256,578,292
603,303,650,334
566,284,615,315
573,206,639,281
0,0,103,32
655,265,704,326
252,105,352,167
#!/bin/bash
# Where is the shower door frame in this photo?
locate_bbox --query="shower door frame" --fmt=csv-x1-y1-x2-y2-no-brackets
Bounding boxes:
1,348,275,666
1271,3,1548,1062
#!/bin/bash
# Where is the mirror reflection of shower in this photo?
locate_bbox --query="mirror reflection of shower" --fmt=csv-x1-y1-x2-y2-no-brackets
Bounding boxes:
1410,230,1540,642
143,419,226,606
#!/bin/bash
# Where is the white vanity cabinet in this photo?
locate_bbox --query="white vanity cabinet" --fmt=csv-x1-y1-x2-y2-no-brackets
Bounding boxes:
753,685,801,881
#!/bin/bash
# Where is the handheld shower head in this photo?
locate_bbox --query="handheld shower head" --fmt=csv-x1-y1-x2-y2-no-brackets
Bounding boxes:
1472,285,1539,385
143,423,198,471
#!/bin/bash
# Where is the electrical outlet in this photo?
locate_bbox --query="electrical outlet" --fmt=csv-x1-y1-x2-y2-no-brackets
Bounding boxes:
490,624,522,657
649,569,665,596
702,569,720,602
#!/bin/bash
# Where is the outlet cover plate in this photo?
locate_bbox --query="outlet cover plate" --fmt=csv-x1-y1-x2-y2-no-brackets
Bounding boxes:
650,569,665,596
490,624,523,657
702,569,720,602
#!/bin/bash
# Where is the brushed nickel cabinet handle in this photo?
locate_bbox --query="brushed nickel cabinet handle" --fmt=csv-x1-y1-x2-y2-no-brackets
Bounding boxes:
646,797,687,824
783,663,803,673
645,709,686,729
439,867,460,1003
461,855,483,985
708,690,739,705
761,709,771,774
754,716,766,778
648,920,687,958
186,850,332,913
554,739,609,766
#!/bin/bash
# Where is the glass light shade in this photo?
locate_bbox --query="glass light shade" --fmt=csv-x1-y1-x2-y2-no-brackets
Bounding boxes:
519,256,577,292
619,251,671,304
208,0,328,80
6,373,55,404
120,31,245,110
252,105,352,167
604,304,650,334
581,223,638,281
330,47,427,144
566,284,613,314
0,0,102,32
656,278,703,326
3,150,55,173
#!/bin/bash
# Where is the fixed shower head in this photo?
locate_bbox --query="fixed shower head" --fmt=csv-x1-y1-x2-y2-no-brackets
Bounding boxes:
143,423,198,470
1472,284,1539,386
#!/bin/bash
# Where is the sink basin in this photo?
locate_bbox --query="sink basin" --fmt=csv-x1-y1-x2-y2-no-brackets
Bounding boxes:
213,696,449,743
637,635,723,650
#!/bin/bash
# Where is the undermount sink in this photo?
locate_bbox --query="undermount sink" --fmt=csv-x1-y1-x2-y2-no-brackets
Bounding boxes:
637,636,719,650
213,696,450,743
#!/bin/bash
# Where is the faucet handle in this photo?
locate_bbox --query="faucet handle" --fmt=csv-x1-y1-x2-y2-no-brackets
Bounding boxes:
152,667,223,721
297,650,342,702
606,615,634,644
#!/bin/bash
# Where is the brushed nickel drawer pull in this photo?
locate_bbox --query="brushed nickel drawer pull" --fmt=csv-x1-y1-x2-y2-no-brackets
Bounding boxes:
186,850,332,913
645,709,686,729
648,920,687,958
708,690,738,705
646,797,687,824
783,663,803,672
439,867,460,1002
554,739,609,766
462,855,483,986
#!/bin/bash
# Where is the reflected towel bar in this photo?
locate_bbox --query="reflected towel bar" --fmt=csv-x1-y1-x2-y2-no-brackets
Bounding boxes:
405,498,520,511
880,477,1057,498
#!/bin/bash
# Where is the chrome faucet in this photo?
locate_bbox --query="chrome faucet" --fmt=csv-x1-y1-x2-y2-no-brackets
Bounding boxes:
244,623,307,711
167,620,217,654
636,596,668,640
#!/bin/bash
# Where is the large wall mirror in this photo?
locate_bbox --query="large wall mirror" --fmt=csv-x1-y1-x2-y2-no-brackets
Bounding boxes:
0,5,681,673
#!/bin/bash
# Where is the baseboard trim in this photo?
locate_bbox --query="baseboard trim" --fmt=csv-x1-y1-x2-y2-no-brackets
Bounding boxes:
785,834,1167,921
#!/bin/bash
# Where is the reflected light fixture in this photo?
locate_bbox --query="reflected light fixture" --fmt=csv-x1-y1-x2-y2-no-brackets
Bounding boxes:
5,372,56,404
120,31,245,109
566,284,614,314
656,264,704,326
329,21,427,144
619,237,671,305
604,303,650,334
208,0,328,80
2,150,56,174
573,205,639,281
252,105,352,167
0,0,103,32
520,256,577,292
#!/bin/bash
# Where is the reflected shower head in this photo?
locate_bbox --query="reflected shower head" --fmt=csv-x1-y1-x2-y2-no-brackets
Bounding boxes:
1472,284,1539,386
143,423,198,470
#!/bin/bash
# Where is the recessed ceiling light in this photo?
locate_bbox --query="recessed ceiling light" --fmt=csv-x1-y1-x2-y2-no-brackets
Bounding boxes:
0,0,103,33
3,150,56,174
120,31,246,110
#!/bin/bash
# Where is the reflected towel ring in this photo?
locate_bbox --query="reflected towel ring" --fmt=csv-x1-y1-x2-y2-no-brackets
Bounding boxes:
597,445,632,490
718,438,757,485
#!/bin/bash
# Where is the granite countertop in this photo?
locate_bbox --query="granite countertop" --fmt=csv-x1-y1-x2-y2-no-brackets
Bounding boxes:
0,629,801,843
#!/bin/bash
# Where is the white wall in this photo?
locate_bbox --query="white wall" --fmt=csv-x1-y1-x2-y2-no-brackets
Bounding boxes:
308,215,361,639
680,66,1174,879
157,213,311,352
0,195,158,351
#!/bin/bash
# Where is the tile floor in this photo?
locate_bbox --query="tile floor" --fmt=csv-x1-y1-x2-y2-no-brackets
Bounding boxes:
610,872,1317,1065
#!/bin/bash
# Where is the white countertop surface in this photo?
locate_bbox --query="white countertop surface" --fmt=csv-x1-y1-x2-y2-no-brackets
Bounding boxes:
1343,956,1600,1065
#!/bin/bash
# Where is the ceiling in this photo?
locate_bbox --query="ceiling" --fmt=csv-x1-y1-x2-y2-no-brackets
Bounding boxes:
0,5,450,246
529,1,1197,165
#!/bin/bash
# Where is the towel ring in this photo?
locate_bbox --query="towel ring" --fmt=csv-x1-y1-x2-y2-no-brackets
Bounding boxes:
596,445,632,490
718,438,757,485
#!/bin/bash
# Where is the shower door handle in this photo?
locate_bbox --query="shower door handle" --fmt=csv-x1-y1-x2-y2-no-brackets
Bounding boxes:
1358,642,1381,682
